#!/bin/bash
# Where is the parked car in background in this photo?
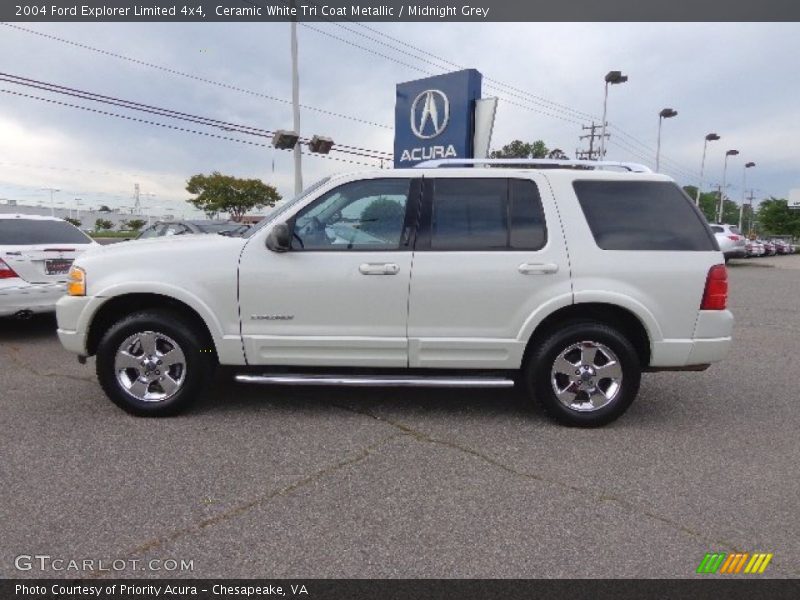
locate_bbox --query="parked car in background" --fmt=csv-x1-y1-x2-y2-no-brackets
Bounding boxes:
772,239,792,255
745,239,765,257
759,240,777,256
136,220,244,239
1,215,99,318
710,224,746,261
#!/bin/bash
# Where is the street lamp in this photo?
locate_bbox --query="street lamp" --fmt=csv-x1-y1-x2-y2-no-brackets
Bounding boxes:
695,133,720,205
40,187,60,217
599,70,628,159
718,149,739,223
655,108,678,172
738,162,756,231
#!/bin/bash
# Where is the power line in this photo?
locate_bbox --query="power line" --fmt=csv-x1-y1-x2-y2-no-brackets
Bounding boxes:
0,88,380,168
4,21,701,180
0,73,392,160
0,22,392,130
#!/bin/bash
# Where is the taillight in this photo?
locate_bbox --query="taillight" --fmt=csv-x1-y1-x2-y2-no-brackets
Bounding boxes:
727,235,740,241
0,258,20,279
701,264,728,310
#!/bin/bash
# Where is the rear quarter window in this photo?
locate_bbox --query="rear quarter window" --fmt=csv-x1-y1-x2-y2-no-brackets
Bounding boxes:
572,180,716,251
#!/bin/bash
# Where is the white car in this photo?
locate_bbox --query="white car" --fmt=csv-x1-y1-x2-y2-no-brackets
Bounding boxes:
1,215,99,318
56,159,733,427
709,224,746,261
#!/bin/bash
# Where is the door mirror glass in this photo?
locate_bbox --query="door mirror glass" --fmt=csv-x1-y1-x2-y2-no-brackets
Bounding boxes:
266,222,292,252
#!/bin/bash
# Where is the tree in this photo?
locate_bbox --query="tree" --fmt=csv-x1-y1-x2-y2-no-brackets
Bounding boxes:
757,198,800,238
547,148,569,160
682,186,740,225
98,205,112,213
64,217,82,227
120,219,146,232
186,172,281,221
94,218,113,231
490,140,564,160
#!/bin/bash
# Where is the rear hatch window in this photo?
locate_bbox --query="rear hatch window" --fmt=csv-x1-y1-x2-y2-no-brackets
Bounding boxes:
572,181,716,251
0,219,92,245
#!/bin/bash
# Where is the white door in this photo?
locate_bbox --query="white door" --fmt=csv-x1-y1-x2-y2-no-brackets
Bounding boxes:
238,177,419,367
407,175,572,369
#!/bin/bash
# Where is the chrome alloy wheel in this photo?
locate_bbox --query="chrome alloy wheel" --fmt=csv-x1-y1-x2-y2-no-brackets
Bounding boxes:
114,331,187,402
550,340,623,412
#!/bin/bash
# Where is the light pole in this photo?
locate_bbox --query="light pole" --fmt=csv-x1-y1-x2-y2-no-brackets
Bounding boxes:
599,70,628,160
738,162,755,231
695,133,720,205
290,1,302,194
41,187,60,217
655,108,678,172
718,149,739,223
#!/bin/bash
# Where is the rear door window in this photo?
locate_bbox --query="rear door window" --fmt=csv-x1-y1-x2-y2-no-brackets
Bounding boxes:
427,178,547,251
0,219,92,245
572,180,716,251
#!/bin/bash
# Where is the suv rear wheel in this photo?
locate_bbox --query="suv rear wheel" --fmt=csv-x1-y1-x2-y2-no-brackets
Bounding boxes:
524,322,641,427
96,310,215,417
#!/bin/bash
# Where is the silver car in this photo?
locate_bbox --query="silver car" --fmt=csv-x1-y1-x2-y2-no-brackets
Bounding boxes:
710,224,746,260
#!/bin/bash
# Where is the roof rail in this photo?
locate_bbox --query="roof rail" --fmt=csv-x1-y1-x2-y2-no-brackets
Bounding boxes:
413,158,653,173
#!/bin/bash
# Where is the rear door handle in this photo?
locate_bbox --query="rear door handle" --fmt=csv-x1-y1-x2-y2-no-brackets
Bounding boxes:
518,262,559,275
359,263,400,275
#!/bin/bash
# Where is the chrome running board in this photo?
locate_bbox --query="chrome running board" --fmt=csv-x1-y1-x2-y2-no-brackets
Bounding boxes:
235,374,515,388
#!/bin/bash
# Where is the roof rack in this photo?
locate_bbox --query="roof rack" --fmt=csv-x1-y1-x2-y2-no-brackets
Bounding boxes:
413,158,652,173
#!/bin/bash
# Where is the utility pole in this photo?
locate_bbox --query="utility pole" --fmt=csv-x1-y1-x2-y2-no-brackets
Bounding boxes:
290,0,303,194
576,122,607,161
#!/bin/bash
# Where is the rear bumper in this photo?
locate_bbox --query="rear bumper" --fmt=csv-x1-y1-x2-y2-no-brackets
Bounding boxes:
649,310,734,368
723,248,747,259
0,281,65,317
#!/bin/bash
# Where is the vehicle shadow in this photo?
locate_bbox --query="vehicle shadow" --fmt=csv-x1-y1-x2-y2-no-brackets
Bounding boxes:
0,314,58,341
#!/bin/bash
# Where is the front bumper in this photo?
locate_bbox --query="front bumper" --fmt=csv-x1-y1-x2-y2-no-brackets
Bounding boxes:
55,294,96,355
0,281,66,317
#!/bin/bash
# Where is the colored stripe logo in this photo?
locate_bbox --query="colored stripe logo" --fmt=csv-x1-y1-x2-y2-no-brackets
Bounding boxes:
696,552,773,574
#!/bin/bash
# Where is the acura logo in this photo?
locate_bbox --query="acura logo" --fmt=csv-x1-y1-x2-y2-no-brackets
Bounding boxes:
410,89,450,139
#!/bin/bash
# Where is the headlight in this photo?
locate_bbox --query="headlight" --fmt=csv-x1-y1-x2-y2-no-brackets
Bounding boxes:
66,266,86,296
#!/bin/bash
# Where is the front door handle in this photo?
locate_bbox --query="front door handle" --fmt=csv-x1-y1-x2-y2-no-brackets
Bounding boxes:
518,262,559,275
359,263,400,275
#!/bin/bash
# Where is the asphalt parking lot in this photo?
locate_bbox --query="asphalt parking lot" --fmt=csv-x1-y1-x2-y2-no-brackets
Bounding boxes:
1,255,799,579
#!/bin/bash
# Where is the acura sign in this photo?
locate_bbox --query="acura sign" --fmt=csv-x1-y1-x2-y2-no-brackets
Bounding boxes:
394,69,482,167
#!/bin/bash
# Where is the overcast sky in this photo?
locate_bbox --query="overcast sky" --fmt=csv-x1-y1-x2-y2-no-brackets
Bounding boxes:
0,21,798,218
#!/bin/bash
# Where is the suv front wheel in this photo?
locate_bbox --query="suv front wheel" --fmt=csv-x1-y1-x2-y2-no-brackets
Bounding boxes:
96,310,215,417
525,322,641,427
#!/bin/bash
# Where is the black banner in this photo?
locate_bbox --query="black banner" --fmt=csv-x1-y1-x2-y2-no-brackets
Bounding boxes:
2,0,800,22
3,579,800,600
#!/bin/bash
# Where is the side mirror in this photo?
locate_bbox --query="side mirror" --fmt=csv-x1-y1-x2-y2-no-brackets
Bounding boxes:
266,222,291,252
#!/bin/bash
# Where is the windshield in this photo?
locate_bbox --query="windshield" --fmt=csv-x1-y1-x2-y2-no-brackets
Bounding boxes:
0,219,92,245
242,176,332,238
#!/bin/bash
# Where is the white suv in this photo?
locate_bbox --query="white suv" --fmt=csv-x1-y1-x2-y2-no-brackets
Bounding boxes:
56,159,733,427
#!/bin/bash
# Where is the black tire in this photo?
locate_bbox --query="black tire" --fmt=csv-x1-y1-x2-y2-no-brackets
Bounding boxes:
96,309,216,417
523,321,641,427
